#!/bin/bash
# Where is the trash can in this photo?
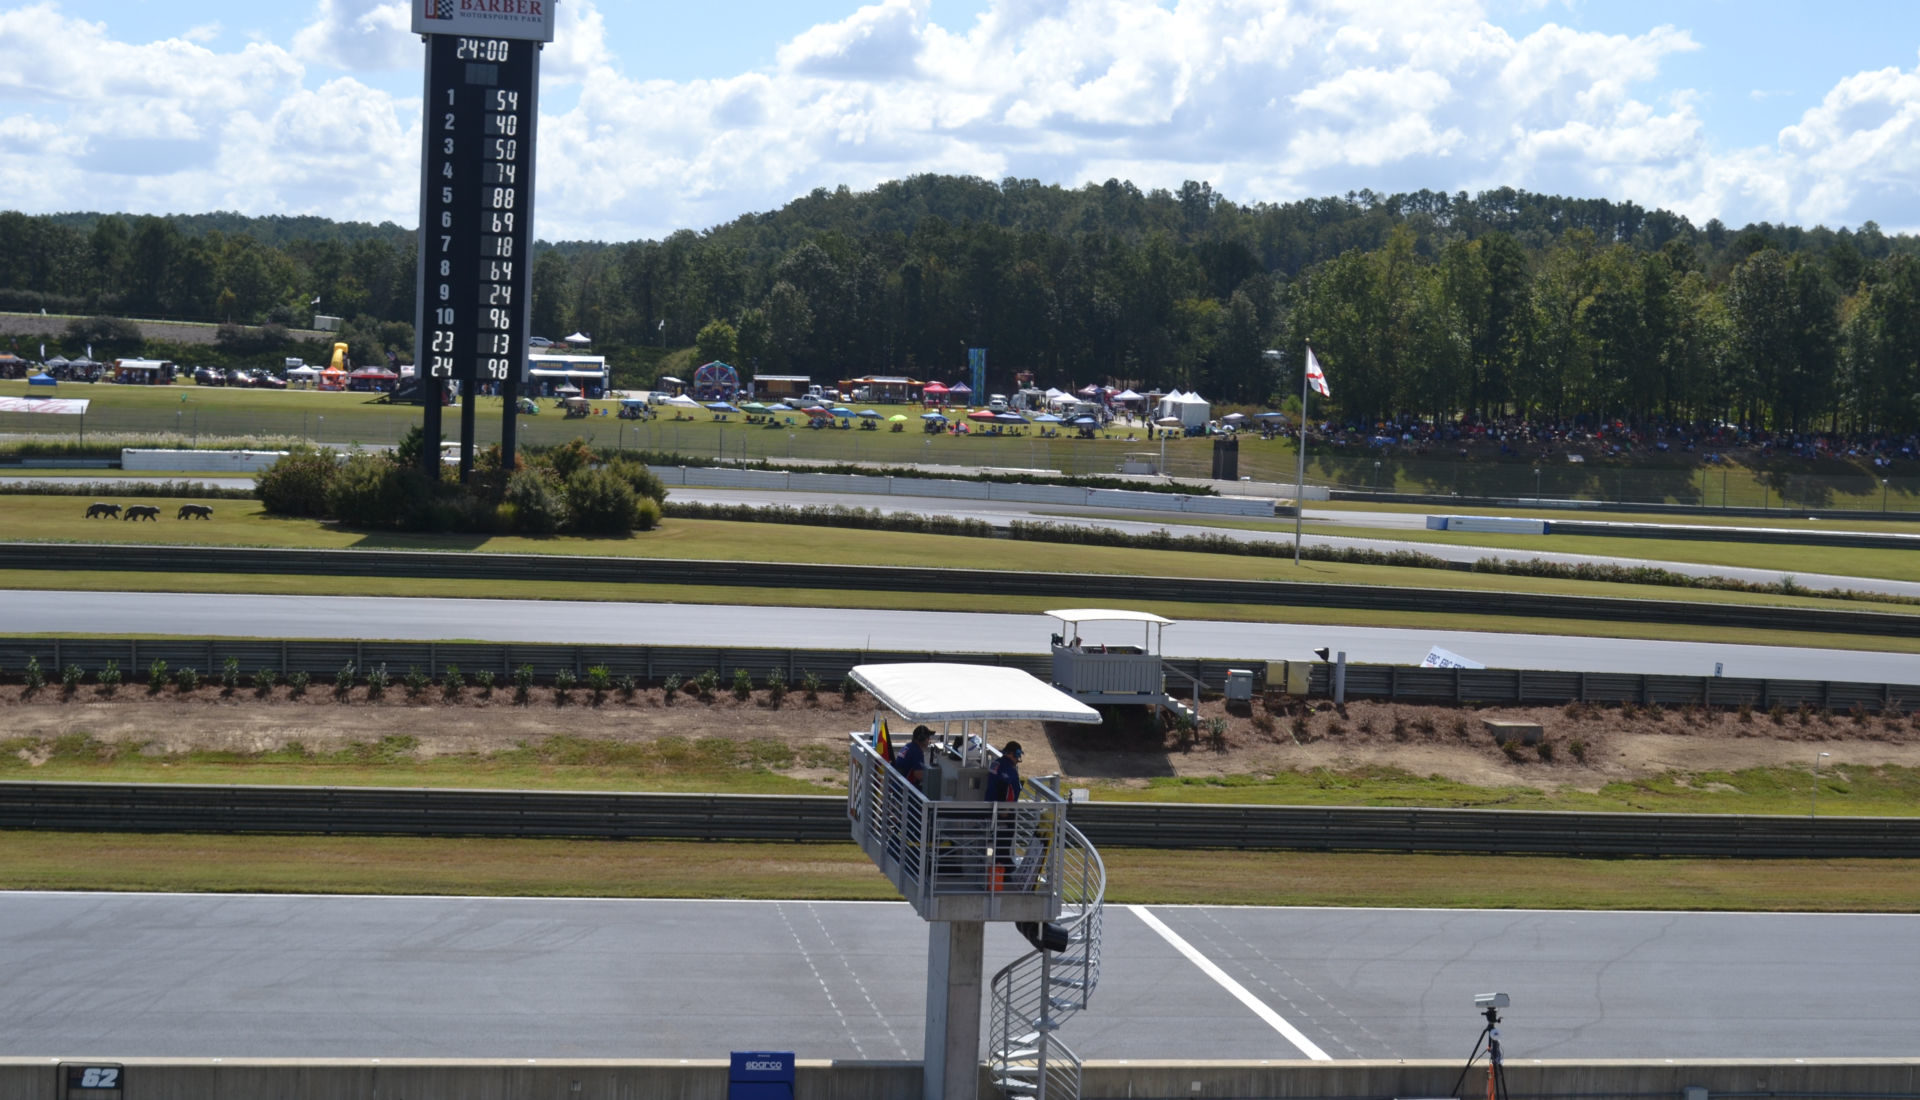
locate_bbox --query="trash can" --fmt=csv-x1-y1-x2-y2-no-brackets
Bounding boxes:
1224,669,1253,701
729,1051,795,1100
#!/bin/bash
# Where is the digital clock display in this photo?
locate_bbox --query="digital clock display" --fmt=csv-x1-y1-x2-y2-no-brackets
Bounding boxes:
418,34,537,383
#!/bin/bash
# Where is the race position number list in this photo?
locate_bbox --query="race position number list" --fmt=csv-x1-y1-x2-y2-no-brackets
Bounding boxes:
417,33,537,385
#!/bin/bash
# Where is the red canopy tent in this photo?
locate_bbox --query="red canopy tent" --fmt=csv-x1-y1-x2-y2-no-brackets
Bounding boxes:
921,381,949,406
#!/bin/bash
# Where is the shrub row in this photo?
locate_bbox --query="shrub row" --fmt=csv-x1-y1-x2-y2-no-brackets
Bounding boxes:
0,433,305,460
0,479,251,500
592,447,1219,495
1467,556,1920,608
4,659,849,706
254,434,668,535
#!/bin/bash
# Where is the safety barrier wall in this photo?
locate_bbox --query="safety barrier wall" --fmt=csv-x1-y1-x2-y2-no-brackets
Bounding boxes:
1308,662,1920,713
6,781,1917,857
120,448,288,473
0,637,1250,692
2,1057,1915,1100
5,543,1916,637
647,464,1276,516
5,634,1914,716
1548,517,1920,550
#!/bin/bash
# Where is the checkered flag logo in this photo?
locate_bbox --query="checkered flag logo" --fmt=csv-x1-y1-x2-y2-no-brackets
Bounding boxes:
426,0,453,19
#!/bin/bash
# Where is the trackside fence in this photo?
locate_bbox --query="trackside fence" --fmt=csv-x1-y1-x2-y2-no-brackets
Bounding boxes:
4,638,1917,713
1307,663,1920,713
0,637,1251,693
2,782,1916,857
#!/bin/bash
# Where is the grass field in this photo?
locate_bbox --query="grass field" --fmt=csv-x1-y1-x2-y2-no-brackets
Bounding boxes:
6,493,1918,645
2,831,1914,910
7,379,1919,508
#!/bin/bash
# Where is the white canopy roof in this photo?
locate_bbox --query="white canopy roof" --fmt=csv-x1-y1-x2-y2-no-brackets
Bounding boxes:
851,663,1101,724
665,393,703,408
1045,608,1175,626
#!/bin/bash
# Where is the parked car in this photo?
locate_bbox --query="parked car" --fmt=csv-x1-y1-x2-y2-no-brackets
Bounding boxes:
226,368,254,387
192,366,224,386
988,393,1009,412
250,369,287,389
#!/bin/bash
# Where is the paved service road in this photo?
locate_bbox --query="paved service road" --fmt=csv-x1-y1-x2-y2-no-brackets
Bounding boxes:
1,894,1912,1061
7,590,1919,683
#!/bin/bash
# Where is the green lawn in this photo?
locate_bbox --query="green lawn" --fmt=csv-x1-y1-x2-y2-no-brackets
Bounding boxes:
5,493,1918,642
9,378,1919,509
1,831,1914,910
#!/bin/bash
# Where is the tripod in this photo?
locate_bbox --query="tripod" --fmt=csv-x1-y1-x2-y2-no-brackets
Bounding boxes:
1449,1003,1510,1100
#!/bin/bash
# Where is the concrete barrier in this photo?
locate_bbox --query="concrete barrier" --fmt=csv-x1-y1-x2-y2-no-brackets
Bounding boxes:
1428,514,1550,534
121,449,288,473
646,465,1275,516
5,1057,1915,1099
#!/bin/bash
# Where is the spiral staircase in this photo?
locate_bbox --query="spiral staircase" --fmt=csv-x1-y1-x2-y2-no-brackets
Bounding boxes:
986,817,1106,1100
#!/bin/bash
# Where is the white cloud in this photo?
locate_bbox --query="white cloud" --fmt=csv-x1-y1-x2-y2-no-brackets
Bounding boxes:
6,0,1920,239
290,0,414,73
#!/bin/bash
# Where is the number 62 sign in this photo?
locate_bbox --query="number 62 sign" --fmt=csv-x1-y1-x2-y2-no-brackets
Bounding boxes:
63,1064,124,1094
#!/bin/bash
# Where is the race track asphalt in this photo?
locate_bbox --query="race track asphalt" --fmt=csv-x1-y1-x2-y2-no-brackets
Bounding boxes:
2,894,1912,1061
7,589,1918,684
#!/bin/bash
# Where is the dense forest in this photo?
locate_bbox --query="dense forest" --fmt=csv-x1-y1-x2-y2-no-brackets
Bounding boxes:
4,176,1919,432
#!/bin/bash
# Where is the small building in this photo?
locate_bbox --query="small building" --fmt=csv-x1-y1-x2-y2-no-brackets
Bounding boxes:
753,373,811,399
526,353,609,397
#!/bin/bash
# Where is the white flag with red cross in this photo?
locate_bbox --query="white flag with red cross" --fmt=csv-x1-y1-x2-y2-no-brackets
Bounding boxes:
1305,346,1330,398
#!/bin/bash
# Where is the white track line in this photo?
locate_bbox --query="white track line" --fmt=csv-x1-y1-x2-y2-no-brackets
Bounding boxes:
1129,904,1332,1061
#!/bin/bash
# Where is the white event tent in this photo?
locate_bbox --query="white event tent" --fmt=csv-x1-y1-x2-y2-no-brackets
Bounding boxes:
1157,389,1211,428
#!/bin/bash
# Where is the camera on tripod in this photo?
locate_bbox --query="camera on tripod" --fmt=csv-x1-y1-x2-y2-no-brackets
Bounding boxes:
1454,994,1512,1100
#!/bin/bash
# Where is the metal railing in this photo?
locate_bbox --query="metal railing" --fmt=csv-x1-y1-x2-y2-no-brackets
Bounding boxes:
1305,663,1920,712
988,780,1105,1100
846,733,1063,922
5,781,1920,857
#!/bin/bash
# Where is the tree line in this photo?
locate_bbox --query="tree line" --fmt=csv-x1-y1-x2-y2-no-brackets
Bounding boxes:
3,176,1917,430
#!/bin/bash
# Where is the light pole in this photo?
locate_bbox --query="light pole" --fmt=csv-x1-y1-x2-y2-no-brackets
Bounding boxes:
1373,460,1382,493
1883,478,1890,513
1811,751,1830,818
1533,466,1542,500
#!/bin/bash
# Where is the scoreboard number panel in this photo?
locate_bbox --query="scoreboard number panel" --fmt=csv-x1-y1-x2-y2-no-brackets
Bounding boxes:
417,32,538,383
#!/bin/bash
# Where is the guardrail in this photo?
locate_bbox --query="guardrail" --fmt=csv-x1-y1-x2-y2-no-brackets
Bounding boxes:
1305,663,1920,713
5,543,1917,637
3,782,1916,858
0,637,1254,693
7,636,1915,714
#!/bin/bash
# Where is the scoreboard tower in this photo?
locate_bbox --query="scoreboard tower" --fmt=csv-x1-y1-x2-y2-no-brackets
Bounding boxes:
411,1,556,482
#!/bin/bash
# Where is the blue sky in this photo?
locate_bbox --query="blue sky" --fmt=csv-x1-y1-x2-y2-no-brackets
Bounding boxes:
7,1,1920,239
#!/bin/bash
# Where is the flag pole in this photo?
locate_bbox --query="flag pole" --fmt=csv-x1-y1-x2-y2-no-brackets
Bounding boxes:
1294,346,1311,565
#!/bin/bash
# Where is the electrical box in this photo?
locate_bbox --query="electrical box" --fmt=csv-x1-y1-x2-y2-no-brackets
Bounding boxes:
1224,669,1254,701
1271,661,1309,696
927,757,988,802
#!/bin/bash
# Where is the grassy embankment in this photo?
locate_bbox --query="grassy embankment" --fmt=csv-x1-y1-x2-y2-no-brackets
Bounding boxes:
6,378,1918,507
4,494,1919,651
5,734,1917,908
5,831,1916,911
